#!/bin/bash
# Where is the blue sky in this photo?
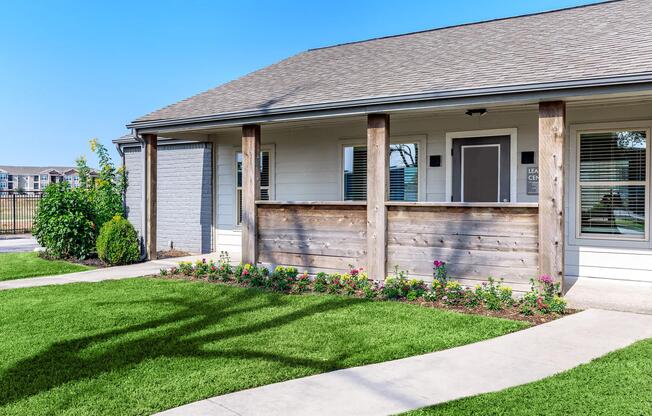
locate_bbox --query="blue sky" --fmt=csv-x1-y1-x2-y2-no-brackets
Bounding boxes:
0,0,601,167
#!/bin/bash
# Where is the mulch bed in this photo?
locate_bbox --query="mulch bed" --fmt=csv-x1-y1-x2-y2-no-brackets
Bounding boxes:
157,274,575,326
157,249,191,259
37,251,108,268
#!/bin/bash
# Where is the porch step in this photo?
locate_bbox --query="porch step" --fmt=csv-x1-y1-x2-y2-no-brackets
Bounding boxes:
565,277,652,314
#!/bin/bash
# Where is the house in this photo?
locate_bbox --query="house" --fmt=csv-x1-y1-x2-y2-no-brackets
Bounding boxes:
0,166,97,195
115,0,652,292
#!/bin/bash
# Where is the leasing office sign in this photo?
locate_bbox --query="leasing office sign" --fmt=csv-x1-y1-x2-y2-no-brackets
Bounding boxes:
527,167,539,195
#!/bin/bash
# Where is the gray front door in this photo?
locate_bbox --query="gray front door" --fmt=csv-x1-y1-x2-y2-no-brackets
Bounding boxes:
452,136,510,202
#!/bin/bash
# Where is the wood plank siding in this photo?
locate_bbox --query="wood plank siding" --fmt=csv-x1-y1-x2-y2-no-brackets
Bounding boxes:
386,205,539,290
257,203,367,272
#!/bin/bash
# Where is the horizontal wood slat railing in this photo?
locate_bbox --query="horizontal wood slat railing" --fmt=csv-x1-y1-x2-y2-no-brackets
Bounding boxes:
256,201,539,291
257,202,367,272
387,204,539,291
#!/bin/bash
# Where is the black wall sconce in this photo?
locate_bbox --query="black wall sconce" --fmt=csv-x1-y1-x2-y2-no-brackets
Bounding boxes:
465,108,487,117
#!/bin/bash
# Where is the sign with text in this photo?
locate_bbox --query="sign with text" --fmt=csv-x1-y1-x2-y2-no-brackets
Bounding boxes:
527,166,539,195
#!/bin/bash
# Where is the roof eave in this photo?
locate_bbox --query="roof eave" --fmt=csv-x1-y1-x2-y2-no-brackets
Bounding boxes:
127,72,652,134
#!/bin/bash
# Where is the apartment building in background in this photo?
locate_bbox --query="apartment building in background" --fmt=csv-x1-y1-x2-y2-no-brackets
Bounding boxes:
0,166,97,194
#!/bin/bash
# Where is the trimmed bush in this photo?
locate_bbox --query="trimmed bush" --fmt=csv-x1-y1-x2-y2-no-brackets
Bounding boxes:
33,183,97,259
96,215,140,265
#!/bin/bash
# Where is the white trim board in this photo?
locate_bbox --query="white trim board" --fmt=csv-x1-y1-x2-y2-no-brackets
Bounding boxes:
445,128,518,202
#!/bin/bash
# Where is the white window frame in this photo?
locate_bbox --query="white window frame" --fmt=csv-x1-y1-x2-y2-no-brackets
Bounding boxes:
445,128,518,203
234,144,275,227
338,135,427,201
570,123,651,244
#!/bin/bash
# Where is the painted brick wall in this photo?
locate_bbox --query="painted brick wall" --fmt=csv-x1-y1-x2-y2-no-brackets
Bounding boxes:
123,143,212,254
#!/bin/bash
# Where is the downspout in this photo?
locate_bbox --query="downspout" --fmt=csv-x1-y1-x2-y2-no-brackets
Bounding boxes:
133,129,148,261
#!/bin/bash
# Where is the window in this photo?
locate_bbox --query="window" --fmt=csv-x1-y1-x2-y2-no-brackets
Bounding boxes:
343,143,419,201
33,182,39,190
236,150,271,225
578,130,648,239
33,175,38,182
8,175,13,182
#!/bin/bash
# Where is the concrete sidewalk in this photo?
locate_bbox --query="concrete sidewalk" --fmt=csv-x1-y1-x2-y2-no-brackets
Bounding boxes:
0,234,40,253
0,252,222,291
565,276,652,314
157,309,652,416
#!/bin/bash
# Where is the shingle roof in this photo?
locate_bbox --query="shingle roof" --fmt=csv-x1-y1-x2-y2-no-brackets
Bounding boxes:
133,0,652,125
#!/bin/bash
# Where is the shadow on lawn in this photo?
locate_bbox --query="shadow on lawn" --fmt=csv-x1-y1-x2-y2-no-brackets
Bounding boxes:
0,287,363,406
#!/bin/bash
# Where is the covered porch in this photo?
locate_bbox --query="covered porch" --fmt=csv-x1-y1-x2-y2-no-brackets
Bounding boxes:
134,98,582,292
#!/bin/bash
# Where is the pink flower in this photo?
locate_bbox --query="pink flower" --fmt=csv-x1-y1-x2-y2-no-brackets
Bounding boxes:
538,274,554,285
350,269,359,276
434,260,445,268
242,269,250,276
536,296,546,310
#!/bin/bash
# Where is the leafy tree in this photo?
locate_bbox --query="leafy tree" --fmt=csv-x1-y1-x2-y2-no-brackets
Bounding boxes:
78,138,127,227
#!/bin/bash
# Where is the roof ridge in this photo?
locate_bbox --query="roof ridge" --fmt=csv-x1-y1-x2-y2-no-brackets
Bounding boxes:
308,0,618,51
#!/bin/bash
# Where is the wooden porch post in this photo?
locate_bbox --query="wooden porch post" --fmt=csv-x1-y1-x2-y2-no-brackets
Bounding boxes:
143,133,158,260
538,101,566,287
242,124,261,264
367,114,390,280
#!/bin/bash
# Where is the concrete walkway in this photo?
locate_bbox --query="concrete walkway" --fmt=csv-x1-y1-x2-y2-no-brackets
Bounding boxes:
0,252,221,291
157,309,652,416
565,276,652,314
0,234,40,253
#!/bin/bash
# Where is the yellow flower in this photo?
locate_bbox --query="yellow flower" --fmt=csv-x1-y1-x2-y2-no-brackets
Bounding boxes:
89,138,98,152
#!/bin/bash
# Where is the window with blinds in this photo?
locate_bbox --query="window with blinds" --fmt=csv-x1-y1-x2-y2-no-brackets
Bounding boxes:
578,130,647,239
343,143,418,201
236,151,270,225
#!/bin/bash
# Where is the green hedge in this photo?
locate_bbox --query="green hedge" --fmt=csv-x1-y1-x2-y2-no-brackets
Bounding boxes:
96,215,140,265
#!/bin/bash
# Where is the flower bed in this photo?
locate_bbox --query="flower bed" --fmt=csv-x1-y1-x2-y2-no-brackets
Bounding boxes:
160,254,571,325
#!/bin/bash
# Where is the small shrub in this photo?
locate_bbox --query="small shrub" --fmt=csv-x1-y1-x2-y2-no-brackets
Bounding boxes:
268,266,297,291
339,267,371,296
327,273,343,294
443,281,465,305
96,215,139,265
520,276,567,315
159,268,168,277
292,272,311,293
192,259,212,278
33,183,97,259
313,272,328,292
178,262,193,276
382,267,426,300
216,251,233,281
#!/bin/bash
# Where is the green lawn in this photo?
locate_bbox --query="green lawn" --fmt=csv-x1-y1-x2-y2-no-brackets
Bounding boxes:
404,338,652,416
0,278,527,415
0,252,92,281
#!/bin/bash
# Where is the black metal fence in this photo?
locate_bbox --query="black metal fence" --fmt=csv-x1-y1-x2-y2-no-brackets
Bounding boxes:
0,192,43,234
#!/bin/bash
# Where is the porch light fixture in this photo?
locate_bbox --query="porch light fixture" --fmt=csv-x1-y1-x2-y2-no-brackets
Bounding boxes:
465,108,487,117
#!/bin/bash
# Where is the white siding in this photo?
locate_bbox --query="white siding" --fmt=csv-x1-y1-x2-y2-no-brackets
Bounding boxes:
564,101,652,283
212,100,652,283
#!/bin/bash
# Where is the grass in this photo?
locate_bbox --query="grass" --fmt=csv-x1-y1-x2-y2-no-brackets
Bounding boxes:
404,338,652,416
0,278,528,415
0,252,92,281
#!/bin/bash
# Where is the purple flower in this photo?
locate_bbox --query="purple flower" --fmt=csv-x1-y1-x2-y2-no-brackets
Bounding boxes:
433,260,445,268
538,274,554,285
